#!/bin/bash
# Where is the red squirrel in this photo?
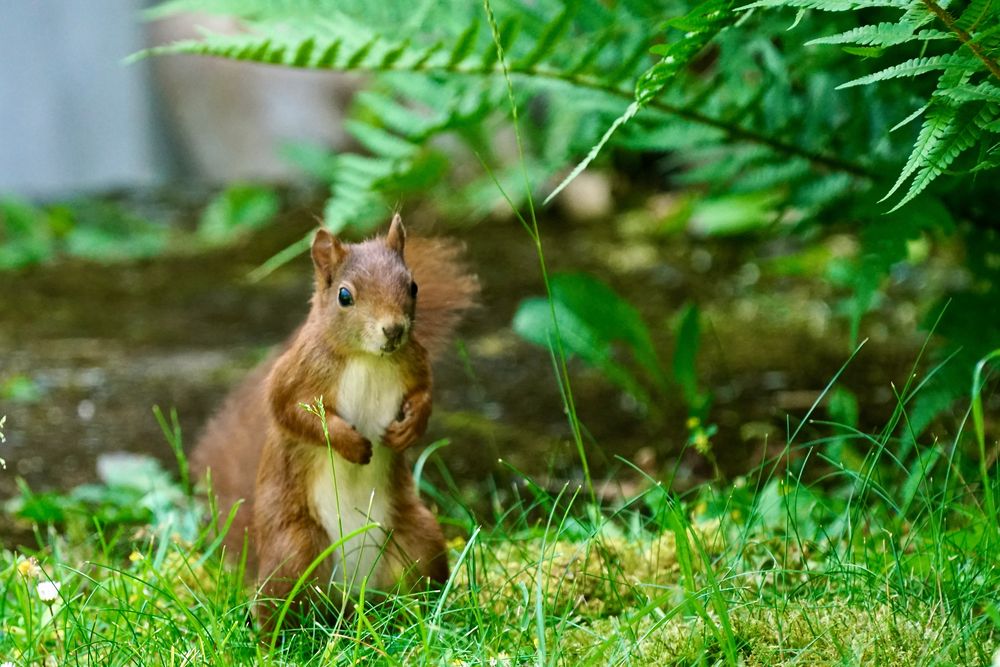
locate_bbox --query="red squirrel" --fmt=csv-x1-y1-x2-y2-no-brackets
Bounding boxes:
191,215,478,627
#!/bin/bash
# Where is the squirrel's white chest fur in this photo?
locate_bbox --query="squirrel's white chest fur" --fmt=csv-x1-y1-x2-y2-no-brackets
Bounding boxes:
335,355,406,443
308,355,405,590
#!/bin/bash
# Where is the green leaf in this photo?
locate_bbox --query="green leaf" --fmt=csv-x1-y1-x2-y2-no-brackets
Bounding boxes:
447,18,481,66
512,273,669,403
890,104,993,210
882,105,955,202
344,120,419,159
739,0,909,11
198,185,280,245
673,304,707,412
688,190,783,235
0,197,53,269
807,23,952,47
836,53,979,89
515,5,575,69
938,82,1000,104
1,374,43,403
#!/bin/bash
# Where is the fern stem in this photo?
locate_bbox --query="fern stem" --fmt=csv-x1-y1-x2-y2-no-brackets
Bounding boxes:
920,0,1000,83
505,67,876,178
150,44,874,178
614,85,875,178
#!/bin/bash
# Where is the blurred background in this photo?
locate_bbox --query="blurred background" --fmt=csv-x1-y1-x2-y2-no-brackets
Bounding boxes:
0,0,358,195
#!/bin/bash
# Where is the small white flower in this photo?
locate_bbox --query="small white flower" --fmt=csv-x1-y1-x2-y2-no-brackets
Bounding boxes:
992,646,1000,667
36,580,61,603
2,660,16,667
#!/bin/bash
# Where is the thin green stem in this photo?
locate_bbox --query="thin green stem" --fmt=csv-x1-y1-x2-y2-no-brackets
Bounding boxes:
483,0,595,502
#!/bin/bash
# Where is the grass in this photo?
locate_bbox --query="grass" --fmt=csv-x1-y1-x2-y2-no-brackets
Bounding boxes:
2,366,999,665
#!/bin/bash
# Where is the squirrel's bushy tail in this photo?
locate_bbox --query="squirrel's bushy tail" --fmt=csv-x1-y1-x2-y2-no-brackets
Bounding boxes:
406,237,480,359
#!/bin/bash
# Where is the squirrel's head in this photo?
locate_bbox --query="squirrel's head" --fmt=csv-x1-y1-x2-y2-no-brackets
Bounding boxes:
310,214,418,356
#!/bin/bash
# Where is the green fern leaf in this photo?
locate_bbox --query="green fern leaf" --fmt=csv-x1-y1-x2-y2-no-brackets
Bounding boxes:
639,0,733,103
898,4,938,26
355,91,435,139
938,82,1000,104
891,102,929,132
545,0,734,204
564,27,614,76
808,23,953,47
345,37,376,68
882,105,955,201
316,40,341,67
480,16,520,69
447,19,481,67
379,40,410,69
515,5,576,69
291,36,315,66
957,0,995,32
837,53,980,89
890,104,994,210
739,0,909,12
604,38,651,84
408,40,445,69
344,121,417,160
978,116,1000,132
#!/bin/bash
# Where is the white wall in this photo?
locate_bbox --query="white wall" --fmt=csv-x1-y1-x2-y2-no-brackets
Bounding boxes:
0,0,164,198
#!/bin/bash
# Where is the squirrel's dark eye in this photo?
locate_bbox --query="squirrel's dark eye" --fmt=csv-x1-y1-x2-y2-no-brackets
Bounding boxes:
337,287,354,307
410,281,418,298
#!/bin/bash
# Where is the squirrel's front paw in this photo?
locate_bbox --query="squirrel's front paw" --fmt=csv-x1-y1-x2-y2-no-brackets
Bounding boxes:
339,428,373,465
382,395,430,452
382,417,418,452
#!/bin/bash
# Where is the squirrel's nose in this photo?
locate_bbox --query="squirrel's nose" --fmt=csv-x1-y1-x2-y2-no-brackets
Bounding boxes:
382,323,406,347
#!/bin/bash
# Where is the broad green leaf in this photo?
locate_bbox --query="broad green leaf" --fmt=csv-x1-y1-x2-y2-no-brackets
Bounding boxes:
673,303,708,412
198,185,280,245
512,273,669,404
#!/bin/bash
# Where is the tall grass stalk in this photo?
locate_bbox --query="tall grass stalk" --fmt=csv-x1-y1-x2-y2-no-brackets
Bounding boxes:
481,0,593,504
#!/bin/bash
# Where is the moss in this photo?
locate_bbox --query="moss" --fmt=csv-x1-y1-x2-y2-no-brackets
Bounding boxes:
451,520,989,666
459,531,683,618
554,597,979,666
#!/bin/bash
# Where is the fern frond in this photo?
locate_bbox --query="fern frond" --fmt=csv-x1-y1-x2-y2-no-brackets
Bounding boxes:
343,121,416,160
480,15,520,68
957,0,997,33
565,27,616,76
882,105,955,201
836,53,979,89
134,32,375,70
544,0,735,203
890,104,994,210
891,102,929,132
739,0,909,12
807,23,953,47
920,0,1000,84
937,82,1000,104
515,4,575,69
447,19,482,67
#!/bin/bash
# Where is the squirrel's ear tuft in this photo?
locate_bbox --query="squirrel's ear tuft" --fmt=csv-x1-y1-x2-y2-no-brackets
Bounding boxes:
311,228,346,287
386,213,406,254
